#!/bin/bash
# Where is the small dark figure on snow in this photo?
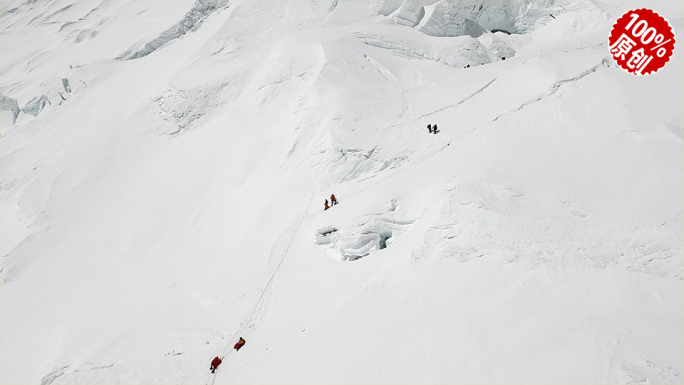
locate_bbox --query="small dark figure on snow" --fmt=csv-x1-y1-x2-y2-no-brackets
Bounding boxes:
330,194,338,205
234,337,246,351
466,64,470,68
433,124,438,134
502,57,506,60
324,199,329,210
210,356,222,373
427,124,432,133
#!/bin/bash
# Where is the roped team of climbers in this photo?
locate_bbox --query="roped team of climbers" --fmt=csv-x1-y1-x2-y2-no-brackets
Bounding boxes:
211,120,447,372
210,337,247,373
322,119,442,211
324,193,338,210
210,194,342,372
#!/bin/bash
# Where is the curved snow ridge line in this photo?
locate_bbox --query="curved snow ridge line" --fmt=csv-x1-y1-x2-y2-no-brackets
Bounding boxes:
116,0,228,61
28,3,74,27
491,61,605,123
412,77,498,121
41,366,69,385
363,53,399,86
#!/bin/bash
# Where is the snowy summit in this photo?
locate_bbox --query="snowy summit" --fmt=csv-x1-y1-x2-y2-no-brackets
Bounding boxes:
1,0,682,384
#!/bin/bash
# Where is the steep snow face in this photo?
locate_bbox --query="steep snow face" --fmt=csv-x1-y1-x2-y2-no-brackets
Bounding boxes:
116,0,229,61
1,0,683,384
392,1,426,27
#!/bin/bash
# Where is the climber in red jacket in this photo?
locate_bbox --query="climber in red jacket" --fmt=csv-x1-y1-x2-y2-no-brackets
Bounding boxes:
210,356,222,373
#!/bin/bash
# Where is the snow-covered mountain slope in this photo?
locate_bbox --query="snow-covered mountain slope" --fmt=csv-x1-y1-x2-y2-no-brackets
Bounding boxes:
1,1,682,383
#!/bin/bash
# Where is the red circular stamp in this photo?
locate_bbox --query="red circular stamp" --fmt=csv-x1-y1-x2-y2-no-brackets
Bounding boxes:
609,8,676,75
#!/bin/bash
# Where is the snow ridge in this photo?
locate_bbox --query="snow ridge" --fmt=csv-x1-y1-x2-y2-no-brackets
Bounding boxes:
116,0,228,61
492,60,604,122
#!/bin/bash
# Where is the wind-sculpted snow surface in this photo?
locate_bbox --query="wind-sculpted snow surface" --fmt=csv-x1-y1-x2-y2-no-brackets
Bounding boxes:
148,83,233,135
1,1,683,384
312,144,408,182
412,183,682,279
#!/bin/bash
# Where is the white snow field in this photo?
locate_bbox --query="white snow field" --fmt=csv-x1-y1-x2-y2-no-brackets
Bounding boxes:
1,0,682,383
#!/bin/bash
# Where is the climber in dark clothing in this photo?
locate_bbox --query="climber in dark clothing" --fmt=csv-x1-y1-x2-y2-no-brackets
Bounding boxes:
433,124,438,134
324,199,329,210
427,124,432,133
